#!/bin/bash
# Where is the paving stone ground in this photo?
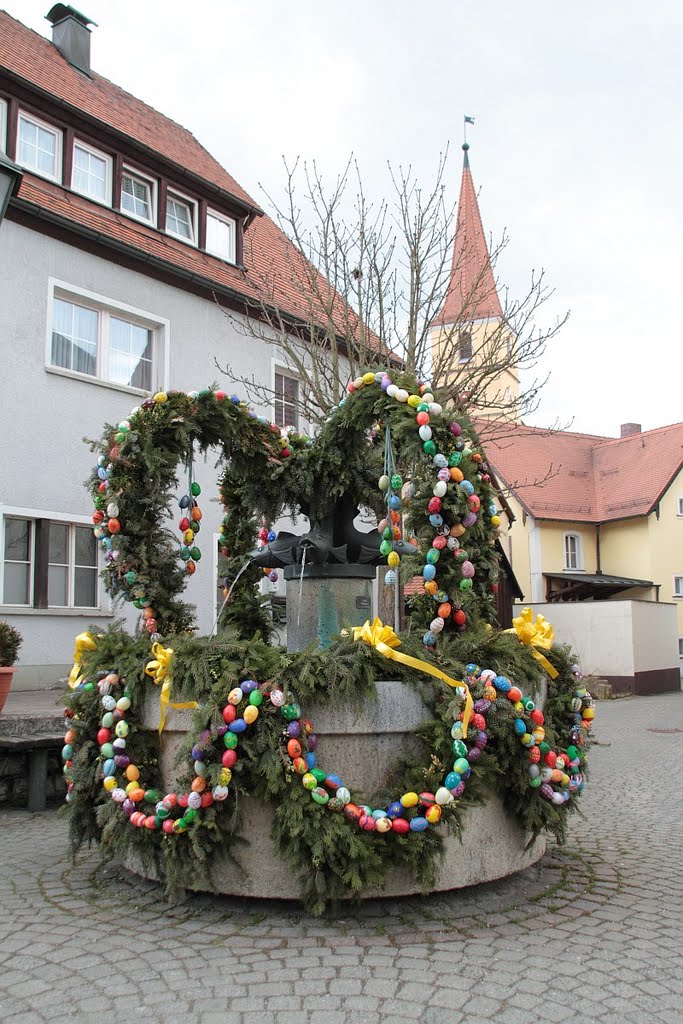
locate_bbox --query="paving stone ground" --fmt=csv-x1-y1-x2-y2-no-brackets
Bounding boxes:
0,691,682,1024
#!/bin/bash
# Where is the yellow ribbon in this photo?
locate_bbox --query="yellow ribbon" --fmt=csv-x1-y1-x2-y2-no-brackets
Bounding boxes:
506,607,559,679
352,617,473,737
145,643,199,735
68,631,98,689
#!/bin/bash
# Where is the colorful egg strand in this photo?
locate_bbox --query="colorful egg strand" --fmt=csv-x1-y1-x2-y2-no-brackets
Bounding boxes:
278,687,481,835
347,371,500,645
90,387,307,634
63,671,273,834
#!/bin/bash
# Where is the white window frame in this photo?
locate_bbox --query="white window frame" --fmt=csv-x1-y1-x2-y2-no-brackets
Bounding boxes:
17,109,62,183
0,506,110,614
120,166,157,226
71,138,113,206
563,532,584,572
272,366,299,430
677,497,683,517
165,189,197,245
673,575,683,598
45,279,170,396
205,208,237,263
0,98,7,154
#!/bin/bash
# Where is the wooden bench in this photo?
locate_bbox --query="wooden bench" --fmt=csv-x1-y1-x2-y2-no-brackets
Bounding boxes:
0,733,63,811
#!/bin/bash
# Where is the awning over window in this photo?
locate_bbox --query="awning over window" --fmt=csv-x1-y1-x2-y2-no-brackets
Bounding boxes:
544,572,653,602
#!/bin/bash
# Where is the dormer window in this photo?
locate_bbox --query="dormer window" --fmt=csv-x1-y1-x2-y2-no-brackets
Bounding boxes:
72,140,112,204
206,209,236,263
121,169,155,225
166,190,196,244
17,111,62,182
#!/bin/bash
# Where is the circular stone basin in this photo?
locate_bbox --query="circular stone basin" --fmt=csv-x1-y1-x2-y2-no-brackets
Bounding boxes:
124,681,546,900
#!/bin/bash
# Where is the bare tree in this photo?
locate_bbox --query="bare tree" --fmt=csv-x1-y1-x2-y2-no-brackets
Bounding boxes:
216,151,568,432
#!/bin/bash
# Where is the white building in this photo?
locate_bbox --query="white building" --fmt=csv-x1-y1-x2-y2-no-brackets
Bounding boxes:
0,6,324,688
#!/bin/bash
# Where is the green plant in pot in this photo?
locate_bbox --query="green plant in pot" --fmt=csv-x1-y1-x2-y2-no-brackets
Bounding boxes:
0,621,22,714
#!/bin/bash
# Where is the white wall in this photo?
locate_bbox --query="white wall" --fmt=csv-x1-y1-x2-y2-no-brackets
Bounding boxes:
0,220,288,686
525,600,679,680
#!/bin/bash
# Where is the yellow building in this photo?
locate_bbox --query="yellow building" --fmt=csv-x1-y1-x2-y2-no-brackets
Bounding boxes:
430,143,519,420
486,421,683,693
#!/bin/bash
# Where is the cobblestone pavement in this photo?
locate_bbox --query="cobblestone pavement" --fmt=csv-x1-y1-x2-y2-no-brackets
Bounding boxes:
0,692,682,1024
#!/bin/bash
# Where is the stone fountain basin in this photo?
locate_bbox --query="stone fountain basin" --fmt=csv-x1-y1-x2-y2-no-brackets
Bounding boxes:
123,681,546,900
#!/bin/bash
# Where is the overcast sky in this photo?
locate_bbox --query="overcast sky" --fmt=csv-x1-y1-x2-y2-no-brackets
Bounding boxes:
6,0,683,435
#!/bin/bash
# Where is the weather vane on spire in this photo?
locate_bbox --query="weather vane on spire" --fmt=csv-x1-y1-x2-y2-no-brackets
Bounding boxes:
464,115,475,147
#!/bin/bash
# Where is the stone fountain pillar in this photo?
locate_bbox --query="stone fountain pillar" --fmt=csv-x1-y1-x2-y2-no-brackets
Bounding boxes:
284,564,376,652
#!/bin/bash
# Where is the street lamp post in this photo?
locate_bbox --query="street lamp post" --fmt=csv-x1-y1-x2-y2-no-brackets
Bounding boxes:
0,151,23,226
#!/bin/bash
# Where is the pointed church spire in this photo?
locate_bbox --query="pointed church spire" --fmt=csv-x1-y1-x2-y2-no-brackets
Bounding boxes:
433,143,503,325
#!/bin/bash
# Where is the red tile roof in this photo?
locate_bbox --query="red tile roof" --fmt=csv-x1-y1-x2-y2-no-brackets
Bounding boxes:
432,147,503,326
1,11,371,345
485,422,683,522
0,10,259,211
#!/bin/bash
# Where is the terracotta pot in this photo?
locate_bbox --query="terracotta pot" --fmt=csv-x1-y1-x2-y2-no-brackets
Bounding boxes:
0,666,16,715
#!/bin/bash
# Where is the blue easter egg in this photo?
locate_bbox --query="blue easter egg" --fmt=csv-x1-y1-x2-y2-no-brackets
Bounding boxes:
305,752,317,768
422,564,436,581
389,495,402,511
429,514,443,527
458,480,475,495
514,719,527,736
62,744,73,760
465,663,480,675
240,679,258,694
372,809,388,819
409,817,429,832
229,719,247,733
326,774,343,789
423,632,436,646
494,675,511,692
387,801,403,818
445,771,460,789
103,758,115,776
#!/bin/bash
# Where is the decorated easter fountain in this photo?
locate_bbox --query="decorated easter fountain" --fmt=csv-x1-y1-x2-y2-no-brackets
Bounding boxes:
62,373,595,913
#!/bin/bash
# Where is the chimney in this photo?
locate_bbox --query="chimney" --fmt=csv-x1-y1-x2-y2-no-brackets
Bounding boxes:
46,4,96,76
620,423,642,438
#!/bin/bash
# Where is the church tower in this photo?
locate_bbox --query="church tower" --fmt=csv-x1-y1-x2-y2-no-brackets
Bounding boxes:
431,143,520,420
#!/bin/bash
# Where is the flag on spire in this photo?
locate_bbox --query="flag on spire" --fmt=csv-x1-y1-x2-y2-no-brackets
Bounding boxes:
464,115,475,125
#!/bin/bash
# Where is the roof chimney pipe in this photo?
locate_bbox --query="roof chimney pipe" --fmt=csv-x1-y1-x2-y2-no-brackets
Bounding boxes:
620,423,642,438
46,4,96,76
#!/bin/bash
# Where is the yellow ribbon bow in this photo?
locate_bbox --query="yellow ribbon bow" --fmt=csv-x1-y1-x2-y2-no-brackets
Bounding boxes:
352,617,473,737
68,631,98,689
144,642,199,735
506,607,559,679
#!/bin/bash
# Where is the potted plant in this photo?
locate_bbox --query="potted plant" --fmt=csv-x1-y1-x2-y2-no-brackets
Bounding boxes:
0,621,22,714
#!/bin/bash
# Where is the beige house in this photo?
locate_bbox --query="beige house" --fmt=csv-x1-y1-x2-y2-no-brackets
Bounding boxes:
432,144,681,694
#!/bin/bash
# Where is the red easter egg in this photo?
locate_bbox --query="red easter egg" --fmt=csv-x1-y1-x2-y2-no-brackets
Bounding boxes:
530,709,544,726
528,746,541,763
108,518,121,534
453,609,466,625
222,704,237,723
544,751,557,769
162,819,175,834
343,803,361,824
287,739,302,759
177,793,189,808
391,817,410,834
92,510,104,525
200,792,214,808
97,728,111,746
507,687,522,703
179,517,190,532
419,792,436,807
471,713,486,731
222,749,237,768
416,412,430,426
